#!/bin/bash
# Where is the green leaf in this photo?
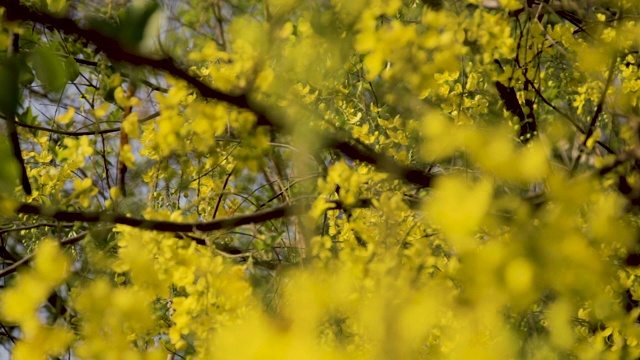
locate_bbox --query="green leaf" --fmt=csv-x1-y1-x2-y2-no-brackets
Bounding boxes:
17,107,37,126
87,16,118,39
64,56,80,82
0,58,19,117
17,107,38,136
47,0,68,14
31,47,67,92
88,2,159,52
17,55,34,86
102,85,117,104
0,136,20,195
118,0,160,50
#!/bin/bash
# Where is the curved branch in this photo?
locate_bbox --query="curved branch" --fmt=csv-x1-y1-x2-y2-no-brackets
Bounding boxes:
0,231,88,278
14,196,407,235
16,202,309,233
3,2,436,189
3,197,416,277
1,2,272,125
0,222,75,234
571,56,618,173
326,138,435,188
73,58,169,93
14,111,160,136
523,75,615,155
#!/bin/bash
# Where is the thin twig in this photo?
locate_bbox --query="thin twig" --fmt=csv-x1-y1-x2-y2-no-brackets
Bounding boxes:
571,56,618,173
0,231,88,279
13,111,160,136
212,165,235,220
0,222,75,235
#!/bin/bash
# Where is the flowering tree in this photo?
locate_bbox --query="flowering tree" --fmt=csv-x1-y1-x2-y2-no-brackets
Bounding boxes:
0,0,639,358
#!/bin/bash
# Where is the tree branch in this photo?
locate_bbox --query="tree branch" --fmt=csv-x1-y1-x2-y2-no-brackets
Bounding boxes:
73,58,169,93
2,2,436,189
12,111,160,136
16,202,309,233
1,1,271,125
14,195,416,235
0,222,75,235
571,55,618,173
6,32,31,196
522,73,615,155
0,231,88,279
326,138,435,188
4,197,417,276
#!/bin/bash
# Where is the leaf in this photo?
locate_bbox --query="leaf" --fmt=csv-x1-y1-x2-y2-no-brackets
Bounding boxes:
0,58,19,117
17,107,37,126
47,0,68,14
17,55,34,86
118,0,160,51
0,136,20,195
64,56,80,82
87,16,118,40
17,107,39,136
31,47,67,92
